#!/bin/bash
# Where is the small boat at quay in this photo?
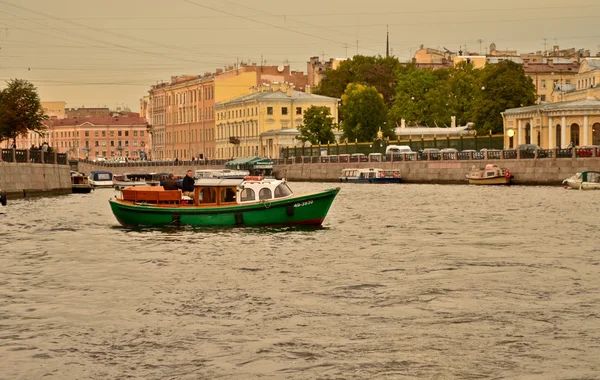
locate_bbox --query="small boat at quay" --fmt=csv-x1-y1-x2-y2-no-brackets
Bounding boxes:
466,164,512,185
562,171,600,190
109,176,340,228
89,170,114,188
0,190,6,206
113,173,160,190
71,171,93,194
339,168,401,183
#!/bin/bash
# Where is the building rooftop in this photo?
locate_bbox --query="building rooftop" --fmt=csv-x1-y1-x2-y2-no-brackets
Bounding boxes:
504,97,600,114
217,88,338,106
44,116,148,127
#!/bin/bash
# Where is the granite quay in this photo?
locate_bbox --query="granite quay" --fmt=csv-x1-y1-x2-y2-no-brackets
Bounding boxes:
272,147,600,185
0,149,71,199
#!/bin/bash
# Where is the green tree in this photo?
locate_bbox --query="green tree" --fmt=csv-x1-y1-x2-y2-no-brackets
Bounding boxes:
0,79,47,145
315,55,401,107
471,60,536,134
297,106,336,145
340,83,388,142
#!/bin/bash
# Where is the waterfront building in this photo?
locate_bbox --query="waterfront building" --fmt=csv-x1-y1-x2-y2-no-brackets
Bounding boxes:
307,57,346,87
555,58,600,102
16,116,150,159
146,63,310,161
502,91,600,149
65,107,111,119
214,82,339,159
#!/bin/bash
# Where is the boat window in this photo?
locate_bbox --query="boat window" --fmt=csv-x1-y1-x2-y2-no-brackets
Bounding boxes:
220,187,236,203
240,188,256,202
274,183,293,198
486,171,495,177
198,187,217,204
259,188,272,200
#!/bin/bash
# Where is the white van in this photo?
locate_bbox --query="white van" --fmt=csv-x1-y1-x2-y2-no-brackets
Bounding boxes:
386,145,413,155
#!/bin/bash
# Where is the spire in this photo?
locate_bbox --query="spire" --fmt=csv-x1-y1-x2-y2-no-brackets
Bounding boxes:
386,25,390,58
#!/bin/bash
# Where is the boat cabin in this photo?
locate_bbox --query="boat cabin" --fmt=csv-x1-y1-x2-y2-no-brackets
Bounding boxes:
119,176,294,207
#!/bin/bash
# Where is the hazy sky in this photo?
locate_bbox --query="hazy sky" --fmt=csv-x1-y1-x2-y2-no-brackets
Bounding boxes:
0,0,598,111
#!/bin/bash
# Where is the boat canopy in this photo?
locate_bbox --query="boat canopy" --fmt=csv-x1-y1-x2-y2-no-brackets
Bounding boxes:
90,171,113,180
194,178,244,187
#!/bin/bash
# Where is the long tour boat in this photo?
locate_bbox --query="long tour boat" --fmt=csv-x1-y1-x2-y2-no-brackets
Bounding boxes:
339,168,401,183
466,164,512,185
109,176,340,228
563,171,600,190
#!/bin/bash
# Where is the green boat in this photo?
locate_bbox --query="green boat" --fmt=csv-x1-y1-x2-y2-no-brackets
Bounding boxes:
109,176,340,228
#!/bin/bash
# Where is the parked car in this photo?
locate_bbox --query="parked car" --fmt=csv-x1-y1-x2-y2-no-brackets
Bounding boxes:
386,145,413,155
578,145,600,157
440,148,458,159
94,156,106,162
516,144,548,158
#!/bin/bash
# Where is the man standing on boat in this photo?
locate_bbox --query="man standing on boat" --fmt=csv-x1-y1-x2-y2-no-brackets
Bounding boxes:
182,170,195,199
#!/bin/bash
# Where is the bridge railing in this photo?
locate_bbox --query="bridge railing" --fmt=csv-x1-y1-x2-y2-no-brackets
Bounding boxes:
276,147,598,165
0,149,68,165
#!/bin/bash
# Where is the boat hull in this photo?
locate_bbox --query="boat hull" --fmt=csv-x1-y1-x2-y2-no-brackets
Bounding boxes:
109,188,340,227
467,177,510,185
72,185,93,194
563,180,600,190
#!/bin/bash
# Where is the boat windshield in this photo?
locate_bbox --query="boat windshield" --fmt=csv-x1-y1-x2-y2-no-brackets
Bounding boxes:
274,183,293,198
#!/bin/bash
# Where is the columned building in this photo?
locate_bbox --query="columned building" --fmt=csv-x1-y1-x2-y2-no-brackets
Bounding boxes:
215,82,339,159
502,95,600,149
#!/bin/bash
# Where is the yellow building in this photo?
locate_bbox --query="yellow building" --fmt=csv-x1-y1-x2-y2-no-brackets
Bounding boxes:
215,82,340,159
453,55,487,69
502,92,600,149
556,58,600,102
524,61,579,103
41,101,66,119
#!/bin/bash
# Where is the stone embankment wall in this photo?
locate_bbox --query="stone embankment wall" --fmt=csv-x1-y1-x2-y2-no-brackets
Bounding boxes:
274,158,600,185
0,163,72,198
77,162,225,176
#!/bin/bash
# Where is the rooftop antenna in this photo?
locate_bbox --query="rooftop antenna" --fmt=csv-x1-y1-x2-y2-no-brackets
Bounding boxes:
478,39,483,55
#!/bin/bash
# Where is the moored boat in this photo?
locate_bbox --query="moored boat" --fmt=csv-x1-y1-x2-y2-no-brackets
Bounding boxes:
562,171,600,190
109,176,340,227
339,168,401,183
194,169,250,179
89,170,114,188
71,171,93,194
113,173,160,190
0,190,6,206
466,164,512,185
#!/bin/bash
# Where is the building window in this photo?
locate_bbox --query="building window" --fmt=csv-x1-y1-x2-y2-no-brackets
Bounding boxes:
94,141,99,147
140,131,144,136
125,131,129,137
282,107,288,115
267,107,273,115
101,131,106,137
110,141,115,147
540,95,546,101
296,107,302,115
95,131,99,137
133,131,138,137
85,131,89,137
540,80,546,89
118,131,122,137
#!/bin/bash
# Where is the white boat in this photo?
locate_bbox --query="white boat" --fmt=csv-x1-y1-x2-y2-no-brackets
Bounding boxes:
466,164,512,185
562,171,600,190
339,168,401,183
89,171,114,188
71,171,93,194
113,173,160,190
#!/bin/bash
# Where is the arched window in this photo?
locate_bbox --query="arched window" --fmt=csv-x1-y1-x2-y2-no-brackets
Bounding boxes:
220,188,236,203
240,188,255,202
556,124,562,148
259,188,272,200
525,123,531,144
571,124,580,146
593,123,600,145
199,188,216,204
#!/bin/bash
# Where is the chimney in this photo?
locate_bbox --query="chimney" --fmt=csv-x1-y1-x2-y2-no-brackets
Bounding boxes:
215,68,223,75
271,81,281,91
451,116,456,128
401,119,406,128
287,83,294,96
305,85,312,94
227,65,234,71
204,72,211,77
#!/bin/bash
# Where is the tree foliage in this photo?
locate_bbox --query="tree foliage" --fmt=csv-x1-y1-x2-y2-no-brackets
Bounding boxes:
340,83,389,142
315,55,401,107
0,79,47,144
470,60,537,134
297,106,336,145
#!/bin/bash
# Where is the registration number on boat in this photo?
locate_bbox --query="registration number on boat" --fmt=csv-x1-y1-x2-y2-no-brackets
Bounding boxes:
294,200,314,208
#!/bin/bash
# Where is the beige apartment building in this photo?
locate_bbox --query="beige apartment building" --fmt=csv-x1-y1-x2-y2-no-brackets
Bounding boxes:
146,63,310,160
215,82,339,159
41,101,66,119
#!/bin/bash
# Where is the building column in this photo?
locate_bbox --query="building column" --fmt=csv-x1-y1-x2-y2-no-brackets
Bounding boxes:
561,116,567,148
530,119,534,144
518,119,524,145
548,116,554,149
583,115,589,146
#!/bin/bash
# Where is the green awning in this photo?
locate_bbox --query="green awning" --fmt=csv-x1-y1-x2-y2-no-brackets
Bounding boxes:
225,157,274,168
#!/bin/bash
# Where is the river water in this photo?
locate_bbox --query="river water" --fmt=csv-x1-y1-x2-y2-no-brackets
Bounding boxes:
0,183,599,380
